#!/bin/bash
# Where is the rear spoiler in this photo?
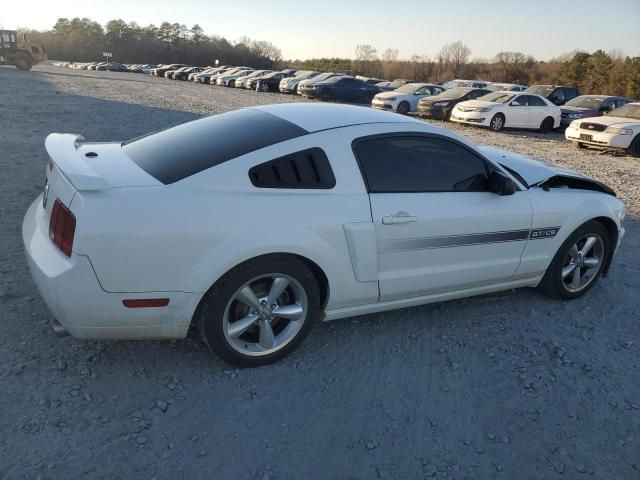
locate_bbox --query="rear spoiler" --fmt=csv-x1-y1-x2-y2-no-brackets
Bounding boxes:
45,133,111,191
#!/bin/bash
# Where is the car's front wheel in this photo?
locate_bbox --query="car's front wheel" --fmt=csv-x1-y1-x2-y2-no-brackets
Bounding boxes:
489,113,505,131
196,254,321,367
537,220,610,299
396,101,410,115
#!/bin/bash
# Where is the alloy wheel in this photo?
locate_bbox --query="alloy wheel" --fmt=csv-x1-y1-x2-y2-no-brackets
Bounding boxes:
490,115,504,131
561,234,604,292
222,274,308,356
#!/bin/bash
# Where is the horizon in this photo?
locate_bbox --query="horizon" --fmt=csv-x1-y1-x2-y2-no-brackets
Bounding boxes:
3,0,640,61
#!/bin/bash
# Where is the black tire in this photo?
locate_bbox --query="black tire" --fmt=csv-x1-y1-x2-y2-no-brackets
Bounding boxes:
575,141,587,149
540,117,554,133
537,220,610,300
196,254,321,367
14,54,32,71
489,113,505,131
396,101,410,115
228,80,235,88
259,82,269,92
627,134,640,158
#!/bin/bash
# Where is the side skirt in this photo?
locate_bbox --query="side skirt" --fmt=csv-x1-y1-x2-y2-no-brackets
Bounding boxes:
322,275,542,322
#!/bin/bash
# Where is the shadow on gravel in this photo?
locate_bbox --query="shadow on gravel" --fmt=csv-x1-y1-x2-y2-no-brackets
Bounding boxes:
37,68,167,85
2,67,639,480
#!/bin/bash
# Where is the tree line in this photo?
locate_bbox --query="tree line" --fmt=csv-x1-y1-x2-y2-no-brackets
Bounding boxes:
19,19,640,98
21,18,283,68
297,42,639,98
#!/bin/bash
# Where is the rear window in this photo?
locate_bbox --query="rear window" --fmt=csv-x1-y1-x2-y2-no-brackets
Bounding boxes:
123,109,308,184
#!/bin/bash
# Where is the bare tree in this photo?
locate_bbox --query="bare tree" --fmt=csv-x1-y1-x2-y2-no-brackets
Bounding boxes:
448,41,471,78
355,44,378,62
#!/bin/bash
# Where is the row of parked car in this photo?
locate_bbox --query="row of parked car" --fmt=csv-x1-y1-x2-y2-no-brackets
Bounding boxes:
54,61,640,157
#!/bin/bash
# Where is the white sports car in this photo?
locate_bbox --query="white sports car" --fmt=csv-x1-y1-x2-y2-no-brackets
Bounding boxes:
451,91,561,132
565,102,640,157
23,104,625,366
371,83,446,114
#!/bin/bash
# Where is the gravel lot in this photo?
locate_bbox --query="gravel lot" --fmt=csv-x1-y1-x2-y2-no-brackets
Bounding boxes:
1,64,639,480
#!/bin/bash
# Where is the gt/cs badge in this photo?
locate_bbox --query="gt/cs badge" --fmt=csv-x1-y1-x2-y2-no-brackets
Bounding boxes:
529,227,560,239
42,179,49,209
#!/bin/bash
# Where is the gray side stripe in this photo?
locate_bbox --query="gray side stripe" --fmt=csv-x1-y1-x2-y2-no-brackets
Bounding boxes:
378,226,563,253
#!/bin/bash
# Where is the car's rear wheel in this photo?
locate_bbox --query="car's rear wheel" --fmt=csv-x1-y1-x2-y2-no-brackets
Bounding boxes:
259,82,269,92
537,220,610,300
489,113,505,131
396,101,410,115
196,254,320,367
627,134,640,158
540,117,554,132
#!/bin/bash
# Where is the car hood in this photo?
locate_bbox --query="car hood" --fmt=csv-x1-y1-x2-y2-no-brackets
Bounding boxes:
457,100,499,108
476,145,586,186
561,106,594,113
578,116,640,127
376,91,413,100
422,97,454,105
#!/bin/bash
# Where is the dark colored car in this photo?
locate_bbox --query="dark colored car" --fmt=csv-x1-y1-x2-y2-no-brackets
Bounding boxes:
524,85,580,106
253,71,293,92
103,62,128,72
299,76,383,103
153,64,188,77
173,66,204,80
416,87,491,120
280,68,297,76
559,95,633,127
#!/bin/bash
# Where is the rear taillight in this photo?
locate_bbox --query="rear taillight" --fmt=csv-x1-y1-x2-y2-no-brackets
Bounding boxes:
49,199,76,257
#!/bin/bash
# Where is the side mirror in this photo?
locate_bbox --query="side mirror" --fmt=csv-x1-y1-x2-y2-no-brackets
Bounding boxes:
488,170,518,196
510,101,520,106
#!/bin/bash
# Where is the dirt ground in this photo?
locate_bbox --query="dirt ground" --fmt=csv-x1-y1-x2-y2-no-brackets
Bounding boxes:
1,64,639,480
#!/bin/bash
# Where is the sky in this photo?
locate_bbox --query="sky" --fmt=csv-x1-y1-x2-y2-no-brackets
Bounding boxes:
3,0,640,61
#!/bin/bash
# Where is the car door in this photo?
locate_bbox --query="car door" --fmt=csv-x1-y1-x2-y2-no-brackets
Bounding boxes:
507,94,530,127
353,134,533,302
525,95,548,127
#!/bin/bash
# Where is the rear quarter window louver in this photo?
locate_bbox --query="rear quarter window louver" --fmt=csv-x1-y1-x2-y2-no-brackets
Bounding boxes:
249,148,336,189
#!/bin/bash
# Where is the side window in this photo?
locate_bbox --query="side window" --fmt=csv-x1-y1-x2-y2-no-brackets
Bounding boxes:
565,88,578,100
615,98,630,108
467,90,484,100
552,89,565,103
512,95,526,106
354,136,489,193
433,87,445,95
528,95,546,107
249,148,336,189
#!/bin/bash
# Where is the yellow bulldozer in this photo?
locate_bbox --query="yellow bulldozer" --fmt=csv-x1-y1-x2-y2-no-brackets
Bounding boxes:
0,30,47,70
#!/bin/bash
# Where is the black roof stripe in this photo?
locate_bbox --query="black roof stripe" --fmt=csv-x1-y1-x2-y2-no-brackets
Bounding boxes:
123,109,309,184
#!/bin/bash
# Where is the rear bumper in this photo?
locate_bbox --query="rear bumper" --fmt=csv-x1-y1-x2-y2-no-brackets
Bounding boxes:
22,196,198,340
565,127,633,149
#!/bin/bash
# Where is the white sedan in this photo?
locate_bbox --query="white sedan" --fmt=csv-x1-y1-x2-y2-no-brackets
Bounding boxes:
23,104,625,366
565,102,640,157
451,91,561,132
371,83,446,114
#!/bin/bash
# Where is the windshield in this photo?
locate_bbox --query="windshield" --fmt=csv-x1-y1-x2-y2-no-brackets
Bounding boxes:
294,71,318,79
486,84,508,91
477,92,515,104
262,72,279,79
310,72,336,82
564,96,607,109
607,104,640,120
395,84,423,93
443,80,468,89
434,87,470,100
525,85,554,96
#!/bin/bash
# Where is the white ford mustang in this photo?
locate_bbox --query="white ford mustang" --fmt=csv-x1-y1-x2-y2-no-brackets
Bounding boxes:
451,91,561,132
23,104,625,366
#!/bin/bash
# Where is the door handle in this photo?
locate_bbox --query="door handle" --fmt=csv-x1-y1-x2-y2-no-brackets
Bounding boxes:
382,213,417,225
